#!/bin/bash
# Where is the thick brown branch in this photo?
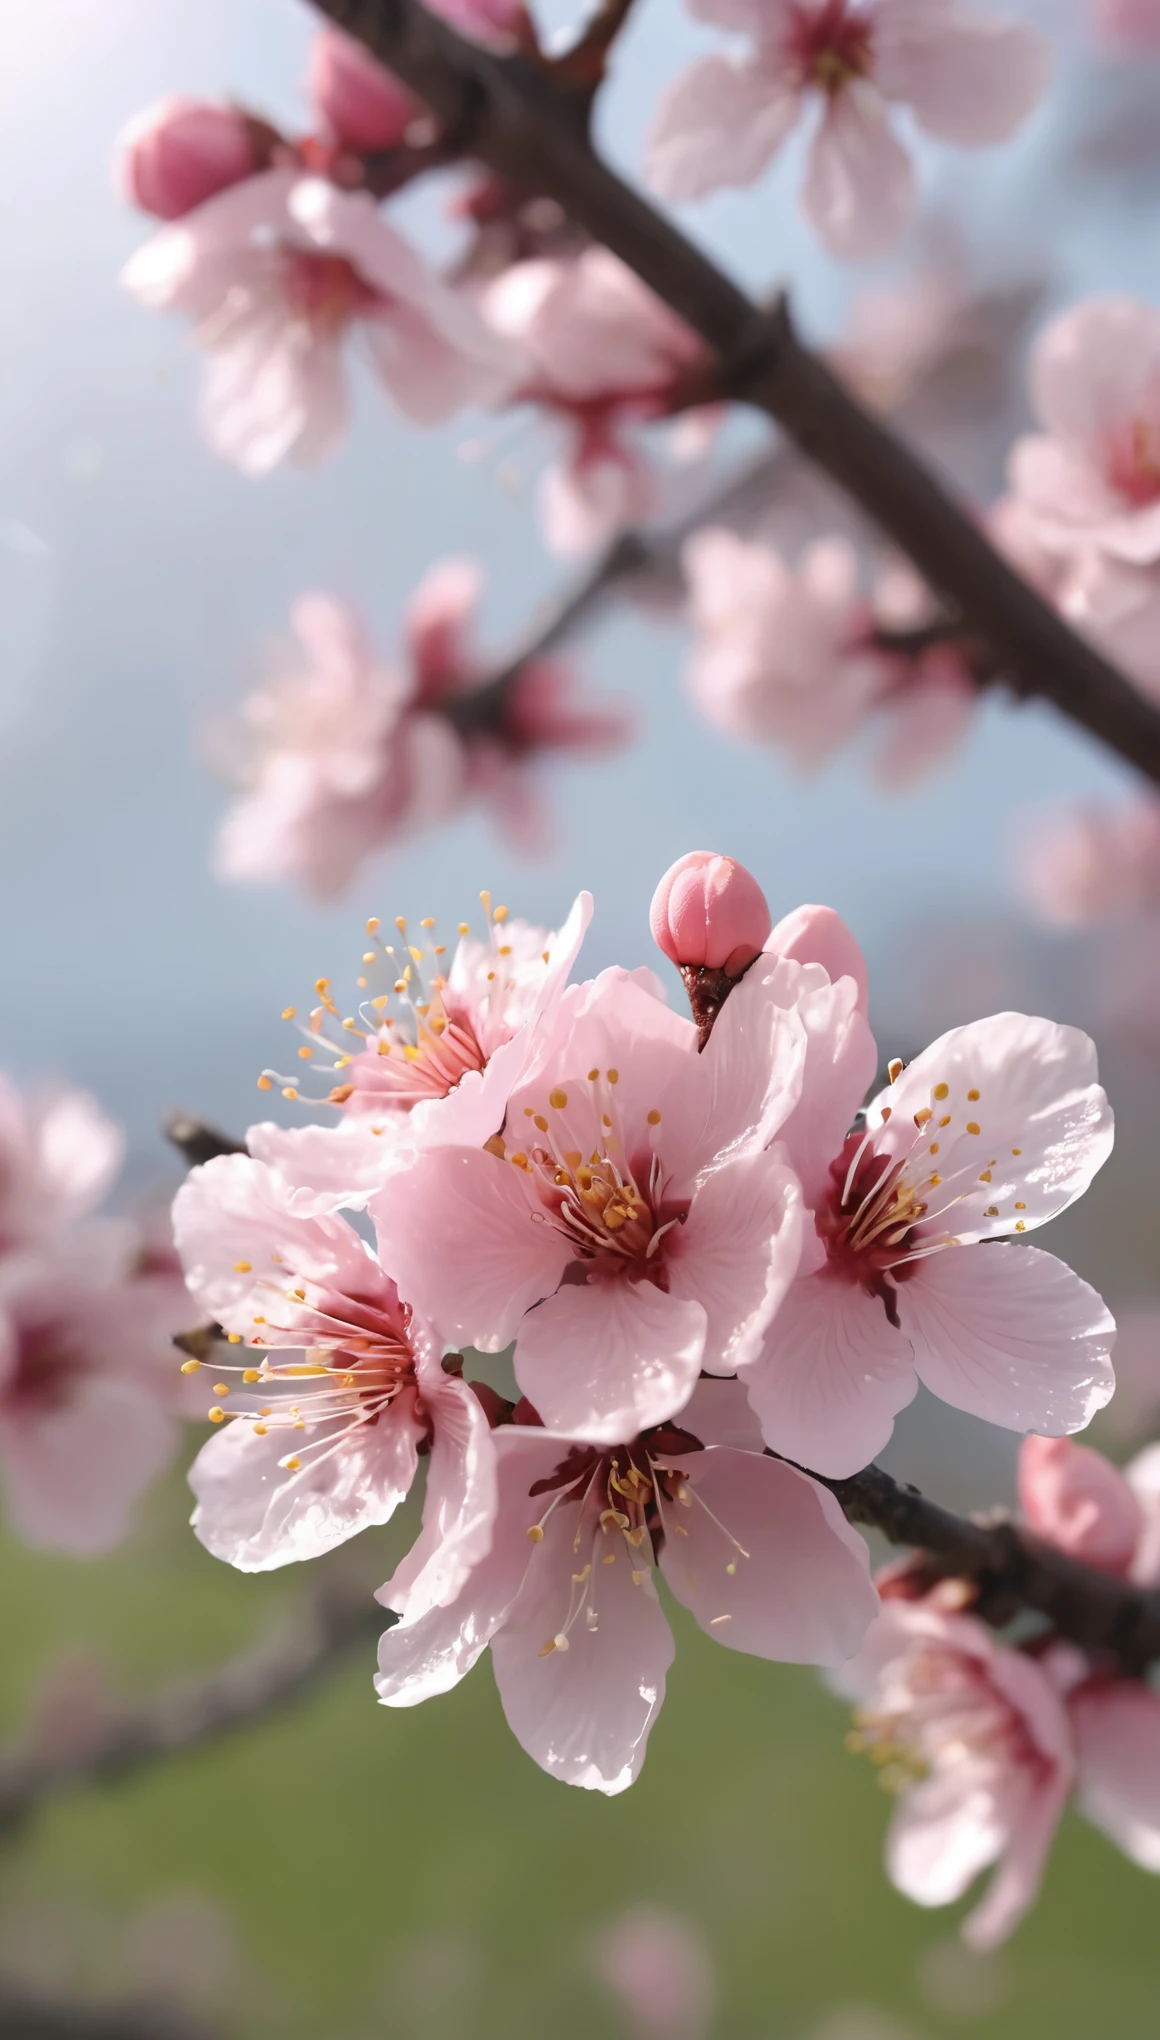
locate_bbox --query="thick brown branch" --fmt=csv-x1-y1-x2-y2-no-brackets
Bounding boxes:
0,1570,381,1838
811,1459,1160,1675
310,0,1160,788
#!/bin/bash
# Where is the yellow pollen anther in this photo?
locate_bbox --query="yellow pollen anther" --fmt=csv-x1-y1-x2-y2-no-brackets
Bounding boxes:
602,1552,616,1565
933,1082,949,1100
914,1108,933,1125
314,978,330,996
939,1115,951,1127
929,1143,939,1155
213,1382,229,1396
527,1524,544,1542
227,1333,242,1344
888,1058,904,1083
297,1045,313,1061
534,1114,549,1132
979,1170,992,1183
243,1368,261,1384
510,1152,529,1170
253,1423,268,1436
492,904,509,923
607,1069,619,1084
180,1358,200,1374
480,890,491,911
1015,1201,1026,1210
726,1562,737,1576
1012,1147,1022,1156
603,1114,613,1129
588,1068,600,1083
880,1106,892,1121
282,1087,298,1101
967,1088,980,1102
366,917,380,934
549,1088,568,1110
281,1007,297,1021
283,1455,301,1472
966,1122,981,1136
929,1174,942,1187
457,922,469,935
1015,1220,1027,1232
394,979,408,995
253,1316,266,1325
647,1110,661,1126
234,1259,252,1273
208,1406,225,1424
421,916,436,929
395,916,407,934
985,1205,999,1217
257,1075,272,1091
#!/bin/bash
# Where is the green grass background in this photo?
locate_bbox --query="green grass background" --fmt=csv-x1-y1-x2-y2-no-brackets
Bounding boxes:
1,1444,1157,2040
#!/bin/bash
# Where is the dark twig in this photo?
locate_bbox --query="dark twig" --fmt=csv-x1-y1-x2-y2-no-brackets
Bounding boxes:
163,1113,247,1170
0,1985,218,2040
310,0,1160,788
0,1570,381,1837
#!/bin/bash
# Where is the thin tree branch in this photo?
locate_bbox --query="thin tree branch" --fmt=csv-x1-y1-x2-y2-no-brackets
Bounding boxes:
310,0,1160,789
163,1113,247,1170
0,1986,217,2040
0,1570,382,1838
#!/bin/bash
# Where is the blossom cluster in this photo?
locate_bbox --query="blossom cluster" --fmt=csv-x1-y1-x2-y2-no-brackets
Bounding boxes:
840,1430,1160,1946
171,850,1118,1812
0,1078,188,1554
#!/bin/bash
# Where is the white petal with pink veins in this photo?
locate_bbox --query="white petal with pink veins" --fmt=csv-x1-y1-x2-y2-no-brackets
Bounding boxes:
867,1011,1113,1245
875,4,1051,146
659,1447,876,1664
489,1496,675,1794
899,1242,1115,1436
742,1270,917,1477
514,1279,707,1443
801,83,915,261
646,56,802,202
370,1145,573,1353
667,1144,802,1374
188,1387,425,1571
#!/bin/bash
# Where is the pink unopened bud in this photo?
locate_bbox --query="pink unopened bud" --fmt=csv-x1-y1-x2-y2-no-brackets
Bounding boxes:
650,852,772,975
1018,1435,1142,1575
308,28,415,152
767,902,869,1008
115,97,259,221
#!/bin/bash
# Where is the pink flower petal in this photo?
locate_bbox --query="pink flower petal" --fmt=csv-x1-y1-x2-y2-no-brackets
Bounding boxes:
489,1493,675,1794
801,83,915,261
876,5,1051,147
866,1011,1114,1246
898,1244,1115,1437
513,1279,707,1443
667,1144,803,1374
0,1377,174,1557
742,1271,917,1476
960,1766,1072,1951
188,1384,425,1571
379,1371,498,1622
645,55,801,202
1072,1680,1160,1872
659,1447,876,1663
370,1145,572,1353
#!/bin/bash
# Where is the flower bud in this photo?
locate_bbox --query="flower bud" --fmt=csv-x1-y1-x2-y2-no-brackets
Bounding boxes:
650,852,772,975
767,902,869,1007
1018,1434,1142,1575
308,28,415,153
115,97,259,221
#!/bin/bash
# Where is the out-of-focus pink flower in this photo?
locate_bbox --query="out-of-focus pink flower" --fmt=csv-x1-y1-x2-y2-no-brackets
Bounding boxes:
646,0,1049,259
1017,797,1160,928
215,567,627,898
649,850,772,974
1094,1304,1160,1445
308,28,416,152
1070,1677,1160,1873
0,1238,183,1556
736,975,1115,1476
836,1598,1074,1948
122,168,512,472
0,1078,124,1253
371,957,812,1443
115,97,261,221
248,890,592,1211
375,1378,876,1792
682,529,976,785
173,1151,496,1588
1018,1434,1144,1573
593,1906,716,2038
1009,298,1160,568
483,249,708,555
1089,0,1160,49
214,590,462,899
